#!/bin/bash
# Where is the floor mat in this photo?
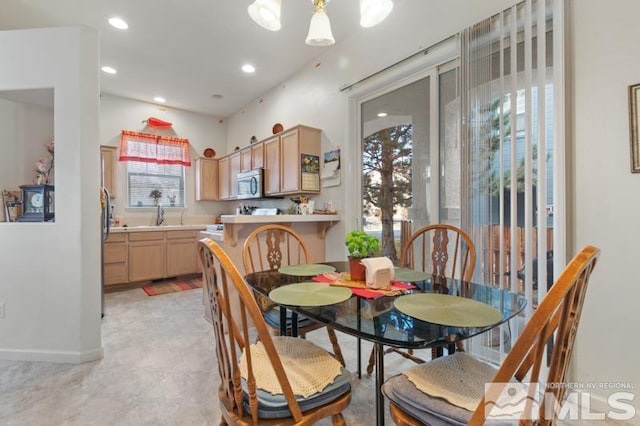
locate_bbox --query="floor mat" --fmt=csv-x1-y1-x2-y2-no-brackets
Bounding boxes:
142,277,202,296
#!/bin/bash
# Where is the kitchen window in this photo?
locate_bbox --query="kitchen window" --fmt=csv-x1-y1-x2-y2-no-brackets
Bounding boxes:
126,161,185,208
119,130,191,208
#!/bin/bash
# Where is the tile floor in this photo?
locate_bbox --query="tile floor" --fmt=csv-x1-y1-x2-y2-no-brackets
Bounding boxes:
0,286,628,425
0,285,416,425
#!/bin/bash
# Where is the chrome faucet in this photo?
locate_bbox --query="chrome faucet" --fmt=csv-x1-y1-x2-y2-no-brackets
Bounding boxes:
155,204,165,226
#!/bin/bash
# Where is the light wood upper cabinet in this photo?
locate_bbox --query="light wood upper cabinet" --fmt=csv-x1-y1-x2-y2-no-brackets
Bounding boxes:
240,147,252,172
252,143,264,169
263,136,281,196
195,157,219,201
218,156,230,200
216,124,321,199
279,128,301,193
278,125,321,195
229,151,241,199
100,145,117,198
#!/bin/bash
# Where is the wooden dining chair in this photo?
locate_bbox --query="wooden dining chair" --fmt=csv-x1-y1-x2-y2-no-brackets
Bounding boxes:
242,224,345,366
198,238,352,426
366,224,476,375
382,245,600,425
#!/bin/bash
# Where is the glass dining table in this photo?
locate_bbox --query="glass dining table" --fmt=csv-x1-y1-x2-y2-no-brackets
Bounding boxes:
244,261,527,426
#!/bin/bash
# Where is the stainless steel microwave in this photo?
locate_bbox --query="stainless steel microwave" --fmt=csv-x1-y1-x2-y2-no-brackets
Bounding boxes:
236,168,264,199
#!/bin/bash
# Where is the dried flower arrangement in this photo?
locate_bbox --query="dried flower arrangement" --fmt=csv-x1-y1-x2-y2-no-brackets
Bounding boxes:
35,141,55,184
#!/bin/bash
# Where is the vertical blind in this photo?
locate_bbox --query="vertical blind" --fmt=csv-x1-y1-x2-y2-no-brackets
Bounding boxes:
461,0,564,361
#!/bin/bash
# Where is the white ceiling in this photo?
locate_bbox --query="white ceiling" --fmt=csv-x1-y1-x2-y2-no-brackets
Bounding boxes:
0,0,372,117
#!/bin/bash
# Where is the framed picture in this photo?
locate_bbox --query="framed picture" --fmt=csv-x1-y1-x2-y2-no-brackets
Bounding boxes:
2,190,22,222
628,83,640,173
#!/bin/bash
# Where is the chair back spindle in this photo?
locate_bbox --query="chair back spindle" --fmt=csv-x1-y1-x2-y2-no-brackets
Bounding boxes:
400,224,476,282
243,224,311,274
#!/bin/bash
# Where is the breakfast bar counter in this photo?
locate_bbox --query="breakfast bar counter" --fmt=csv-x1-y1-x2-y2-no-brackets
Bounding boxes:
220,213,340,224
215,214,341,275
219,214,341,250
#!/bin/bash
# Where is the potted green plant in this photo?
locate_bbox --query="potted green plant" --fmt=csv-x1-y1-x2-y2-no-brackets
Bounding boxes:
345,230,380,281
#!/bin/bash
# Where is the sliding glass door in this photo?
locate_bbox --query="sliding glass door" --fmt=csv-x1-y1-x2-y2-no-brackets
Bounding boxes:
358,60,463,266
354,0,563,363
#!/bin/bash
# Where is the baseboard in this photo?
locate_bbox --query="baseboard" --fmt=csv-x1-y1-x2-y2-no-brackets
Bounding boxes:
0,346,104,364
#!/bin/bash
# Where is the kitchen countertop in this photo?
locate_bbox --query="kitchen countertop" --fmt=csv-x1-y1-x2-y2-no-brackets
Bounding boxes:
199,230,224,242
220,214,340,224
110,224,207,233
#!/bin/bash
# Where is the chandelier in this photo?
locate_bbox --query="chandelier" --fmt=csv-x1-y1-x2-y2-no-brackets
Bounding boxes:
248,0,394,46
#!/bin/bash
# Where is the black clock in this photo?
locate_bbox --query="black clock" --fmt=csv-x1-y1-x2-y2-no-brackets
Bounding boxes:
17,184,55,222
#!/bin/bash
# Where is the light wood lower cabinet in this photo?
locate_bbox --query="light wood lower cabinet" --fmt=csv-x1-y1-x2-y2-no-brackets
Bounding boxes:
104,233,128,285
128,232,165,282
104,229,201,287
166,230,200,276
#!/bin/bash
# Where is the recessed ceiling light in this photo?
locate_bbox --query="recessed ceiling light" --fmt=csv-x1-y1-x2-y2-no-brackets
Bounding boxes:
101,66,117,74
242,64,256,73
108,17,128,30
377,112,388,117
154,96,166,103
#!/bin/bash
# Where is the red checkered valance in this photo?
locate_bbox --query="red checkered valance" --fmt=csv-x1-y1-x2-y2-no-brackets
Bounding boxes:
119,130,191,166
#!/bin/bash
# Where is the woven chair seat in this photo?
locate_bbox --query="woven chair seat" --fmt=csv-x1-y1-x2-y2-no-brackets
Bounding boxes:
382,352,498,425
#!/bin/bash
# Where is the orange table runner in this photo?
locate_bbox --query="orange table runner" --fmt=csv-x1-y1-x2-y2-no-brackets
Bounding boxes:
312,273,416,299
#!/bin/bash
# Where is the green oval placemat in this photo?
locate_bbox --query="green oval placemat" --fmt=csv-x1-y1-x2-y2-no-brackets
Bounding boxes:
269,282,352,306
394,293,503,327
278,263,336,276
394,268,430,283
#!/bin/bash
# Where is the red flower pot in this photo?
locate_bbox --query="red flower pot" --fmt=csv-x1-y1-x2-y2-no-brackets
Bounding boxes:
348,256,366,282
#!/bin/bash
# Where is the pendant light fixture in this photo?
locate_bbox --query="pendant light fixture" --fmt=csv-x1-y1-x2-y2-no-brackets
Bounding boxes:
305,0,334,46
248,0,393,45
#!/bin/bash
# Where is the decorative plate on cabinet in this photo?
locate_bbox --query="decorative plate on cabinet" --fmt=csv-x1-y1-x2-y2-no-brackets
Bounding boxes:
203,148,216,158
272,123,284,134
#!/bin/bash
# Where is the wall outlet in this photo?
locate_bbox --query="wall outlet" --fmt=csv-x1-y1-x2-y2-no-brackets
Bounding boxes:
0,302,5,319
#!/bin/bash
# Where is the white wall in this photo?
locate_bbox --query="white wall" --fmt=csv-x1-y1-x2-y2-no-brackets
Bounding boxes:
227,0,640,414
99,94,233,224
571,0,640,414
0,27,102,362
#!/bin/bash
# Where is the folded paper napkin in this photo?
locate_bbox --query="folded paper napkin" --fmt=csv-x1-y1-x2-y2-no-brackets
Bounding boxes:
360,257,395,289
